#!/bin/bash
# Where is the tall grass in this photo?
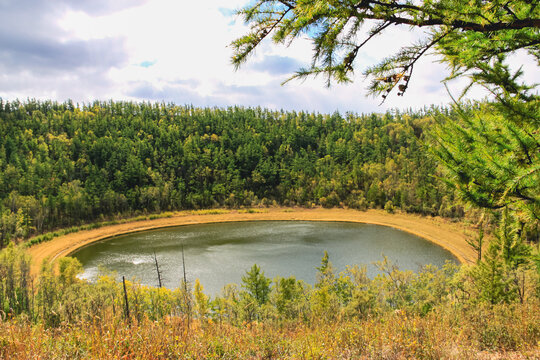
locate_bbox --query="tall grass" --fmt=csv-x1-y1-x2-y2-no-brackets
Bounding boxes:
1,303,538,359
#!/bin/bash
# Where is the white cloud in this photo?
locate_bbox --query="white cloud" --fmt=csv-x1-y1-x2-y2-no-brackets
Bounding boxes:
1,0,537,113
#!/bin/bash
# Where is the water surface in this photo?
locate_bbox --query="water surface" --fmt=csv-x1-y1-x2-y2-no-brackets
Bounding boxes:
74,221,457,295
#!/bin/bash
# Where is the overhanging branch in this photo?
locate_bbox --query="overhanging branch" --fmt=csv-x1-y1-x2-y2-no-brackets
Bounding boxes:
379,15,540,32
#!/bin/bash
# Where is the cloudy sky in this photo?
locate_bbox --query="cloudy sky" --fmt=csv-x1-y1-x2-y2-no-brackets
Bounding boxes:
0,0,536,114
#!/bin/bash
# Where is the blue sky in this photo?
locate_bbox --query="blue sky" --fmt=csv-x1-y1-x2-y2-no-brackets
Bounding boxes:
0,0,536,113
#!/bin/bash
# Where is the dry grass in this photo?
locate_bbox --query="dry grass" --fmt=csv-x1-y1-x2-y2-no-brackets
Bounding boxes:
1,303,538,359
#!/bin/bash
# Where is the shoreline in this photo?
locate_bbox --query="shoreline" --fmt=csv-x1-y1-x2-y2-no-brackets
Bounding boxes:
27,208,477,275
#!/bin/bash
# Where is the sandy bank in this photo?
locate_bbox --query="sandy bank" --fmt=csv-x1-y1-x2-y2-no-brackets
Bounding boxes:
27,208,477,275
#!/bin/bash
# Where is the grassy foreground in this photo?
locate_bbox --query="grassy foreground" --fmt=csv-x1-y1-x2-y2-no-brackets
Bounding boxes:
1,249,539,358
1,303,539,359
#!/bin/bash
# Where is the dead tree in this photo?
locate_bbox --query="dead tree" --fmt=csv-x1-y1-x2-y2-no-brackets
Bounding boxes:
122,276,130,325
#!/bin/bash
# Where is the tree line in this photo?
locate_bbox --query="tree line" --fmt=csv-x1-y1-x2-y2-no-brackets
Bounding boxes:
0,99,462,247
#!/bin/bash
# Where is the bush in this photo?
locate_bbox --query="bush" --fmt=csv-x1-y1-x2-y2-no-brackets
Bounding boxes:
384,200,394,213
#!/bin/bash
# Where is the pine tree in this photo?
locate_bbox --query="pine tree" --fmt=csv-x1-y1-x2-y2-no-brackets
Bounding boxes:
233,0,539,246
471,208,533,304
241,264,271,306
232,1,539,100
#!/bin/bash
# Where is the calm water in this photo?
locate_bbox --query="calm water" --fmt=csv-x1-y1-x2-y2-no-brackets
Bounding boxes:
74,221,458,296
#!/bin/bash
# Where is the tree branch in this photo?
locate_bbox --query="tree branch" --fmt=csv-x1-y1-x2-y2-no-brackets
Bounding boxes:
369,14,540,32
352,1,540,31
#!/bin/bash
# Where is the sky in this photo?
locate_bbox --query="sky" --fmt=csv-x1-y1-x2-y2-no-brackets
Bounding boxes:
0,0,537,114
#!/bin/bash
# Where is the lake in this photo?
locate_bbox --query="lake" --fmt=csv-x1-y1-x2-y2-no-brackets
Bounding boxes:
74,221,458,296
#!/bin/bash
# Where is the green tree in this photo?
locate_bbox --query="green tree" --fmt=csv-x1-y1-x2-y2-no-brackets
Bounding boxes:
37,259,61,327
241,264,271,306
273,276,307,320
1,100,459,247
58,257,83,288
311,251,340,320
232,1,538,99
193,279,210,319
471,208,533,304
431,98,539,229
315,250,335,288
232,0,539,239
0,244,31,317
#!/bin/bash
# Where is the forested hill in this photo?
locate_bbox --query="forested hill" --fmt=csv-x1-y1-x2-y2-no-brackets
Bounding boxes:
0,99,461,246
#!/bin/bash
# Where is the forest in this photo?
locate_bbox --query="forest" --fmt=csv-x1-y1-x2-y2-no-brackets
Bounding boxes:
0,99,463,248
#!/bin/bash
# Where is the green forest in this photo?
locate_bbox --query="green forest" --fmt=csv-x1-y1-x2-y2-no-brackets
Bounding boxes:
0,99,462,247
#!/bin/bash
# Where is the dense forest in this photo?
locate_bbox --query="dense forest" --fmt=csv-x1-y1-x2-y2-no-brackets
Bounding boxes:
0,99,463,247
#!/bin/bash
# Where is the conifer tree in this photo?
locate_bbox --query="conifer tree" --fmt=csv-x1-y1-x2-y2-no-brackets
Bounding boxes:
470,208,533,304
232,1,539,100
233,0,539,240
430,70,539,229
242,264,271,306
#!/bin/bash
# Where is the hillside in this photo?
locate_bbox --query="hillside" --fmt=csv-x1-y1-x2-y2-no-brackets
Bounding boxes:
0,100,463,247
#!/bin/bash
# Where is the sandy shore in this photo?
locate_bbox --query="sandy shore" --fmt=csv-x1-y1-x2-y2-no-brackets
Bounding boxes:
27,208,477,275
